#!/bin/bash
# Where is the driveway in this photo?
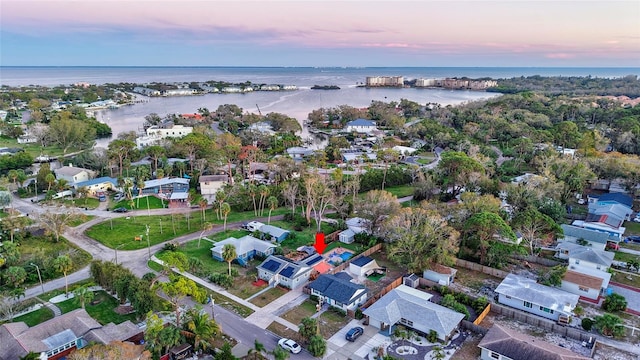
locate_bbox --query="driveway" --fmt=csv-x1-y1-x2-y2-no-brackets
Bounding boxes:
608,282,640,314
325,319,391,360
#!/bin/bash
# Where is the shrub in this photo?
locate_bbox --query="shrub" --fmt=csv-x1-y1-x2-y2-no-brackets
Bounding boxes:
355,308,363,320
427,330,438,343
163,242,178,251
209,273,233,289
582,318,594,331
602,293,627,313
473,296,489,313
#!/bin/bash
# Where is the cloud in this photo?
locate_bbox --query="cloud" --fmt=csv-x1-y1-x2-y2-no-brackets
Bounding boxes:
545,53,576,59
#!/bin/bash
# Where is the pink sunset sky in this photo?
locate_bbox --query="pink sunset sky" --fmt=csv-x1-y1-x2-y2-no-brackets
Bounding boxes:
1,0,639,67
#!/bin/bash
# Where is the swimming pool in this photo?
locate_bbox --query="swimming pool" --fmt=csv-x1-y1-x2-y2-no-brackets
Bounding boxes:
328,251,354,265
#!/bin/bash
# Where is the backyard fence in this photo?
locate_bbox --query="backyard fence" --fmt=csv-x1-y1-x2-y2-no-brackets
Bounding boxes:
460,320,488,335
360,276,403,309
513,254,563,267
455,259,509,279
490,302,597,345
473,304,491,325
329,243,383,275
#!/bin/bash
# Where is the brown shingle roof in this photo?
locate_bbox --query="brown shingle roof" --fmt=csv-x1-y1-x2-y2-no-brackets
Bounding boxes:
478,324,591,360
563,270,604,290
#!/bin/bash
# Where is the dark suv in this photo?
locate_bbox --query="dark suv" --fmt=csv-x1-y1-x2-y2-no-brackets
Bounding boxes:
345,327,364,341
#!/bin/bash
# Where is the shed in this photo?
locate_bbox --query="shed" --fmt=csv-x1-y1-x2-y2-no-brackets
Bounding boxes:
403,274,420,288
349,256,379,277
423,264,457,286
339,229,356,244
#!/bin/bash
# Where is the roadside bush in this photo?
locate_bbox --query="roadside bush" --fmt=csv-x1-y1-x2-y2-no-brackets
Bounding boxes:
582,318,594,331
209,273,233,289
163,242,178,252
473,296,489,313
602,293,627,313
355,308,363,320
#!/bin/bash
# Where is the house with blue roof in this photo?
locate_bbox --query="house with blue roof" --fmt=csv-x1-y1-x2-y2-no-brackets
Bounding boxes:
560,224,620,250
256,255,313,289
307,273,368,312
211,235,276,266
588,192,633,210
75,177,118,195
345,119,377,133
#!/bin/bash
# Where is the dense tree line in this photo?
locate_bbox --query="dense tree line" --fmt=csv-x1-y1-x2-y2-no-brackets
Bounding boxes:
489,74,640,97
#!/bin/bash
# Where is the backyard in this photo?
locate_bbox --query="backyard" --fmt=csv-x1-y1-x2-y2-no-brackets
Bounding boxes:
55,290,139,325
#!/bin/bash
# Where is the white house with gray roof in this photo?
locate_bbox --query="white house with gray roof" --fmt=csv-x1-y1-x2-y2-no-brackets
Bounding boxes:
555,242,613,299
362,284,464,341
560,224,619,251
53,165,95,186
257,255,313,289
210,235,276,266
495,274,579,323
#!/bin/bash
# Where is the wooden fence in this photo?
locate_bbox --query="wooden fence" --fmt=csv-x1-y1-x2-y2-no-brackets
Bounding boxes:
513,254,563,267
361,276,403,309
329,243,383,274
490,303,597,345
473,304,491,325
455,259,509,279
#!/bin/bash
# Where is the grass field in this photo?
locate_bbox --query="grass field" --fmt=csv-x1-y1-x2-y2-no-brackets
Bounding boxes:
68,215,95,227
10,306,54,326
53,290,138,324
624,221,640,235
0,136,67,157
114,195,167,210
62,197,100,210
86,213,210,249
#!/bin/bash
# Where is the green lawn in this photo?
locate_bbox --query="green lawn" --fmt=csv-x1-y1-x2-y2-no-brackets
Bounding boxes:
277,220,338,252
54,290,138,325
11,306,54,326
625,221,640,235
0,137,67,158
63,197,100,210
114,195,167,210
68,215,95,227
86,213,210,249
383,185,415,198
0,237,92,293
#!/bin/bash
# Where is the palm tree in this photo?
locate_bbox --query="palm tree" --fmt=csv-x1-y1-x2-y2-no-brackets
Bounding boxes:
248,183,258,216
272,346,290,360
215,189,226,220
8,169,18,190
73,286,94,308
267,196,278,224
221,202,231,231
222,243,236,276
76,186,89,205
248,339,266,360
56,178,68,192
136,177,145,208
258,184,269,216
198,222,213,248
45,173,56,192
199,198,208,223
184,307,220,352
53,255,73,296
159,326,182,356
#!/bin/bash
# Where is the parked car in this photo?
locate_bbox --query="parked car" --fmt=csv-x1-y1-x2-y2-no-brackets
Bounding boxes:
113,207,128,213
345,326,364,341
627,235,640,243
113,193,124,201
633,214,640,223
278,338,301,354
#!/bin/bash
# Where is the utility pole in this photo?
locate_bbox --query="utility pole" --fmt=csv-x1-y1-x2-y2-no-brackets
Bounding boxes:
146,224,151,260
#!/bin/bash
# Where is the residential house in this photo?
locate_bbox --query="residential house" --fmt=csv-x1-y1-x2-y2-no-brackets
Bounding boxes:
0,308,141,360
362,284,464,341
53,165,95,186
345,119,377,133
560,224,620,251
259,224,290,242
478,324,591,360
307,273,369,311
555,242,613,300
286,147,314,161
572,218,625,241
341,149,377,163
256,255,313,289
495,274,579,323
136,124,193,148
140,177,190,196
133,86,161,96
211,235,276,266
391,145,418,156
423,264,457,286
587,192,633,210
75,177,118,195
589,203,633,222
199,175,228,200
339,217,370,244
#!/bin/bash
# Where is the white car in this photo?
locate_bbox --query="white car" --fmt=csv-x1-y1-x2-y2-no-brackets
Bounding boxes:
634,215,640,223
278,338,302,354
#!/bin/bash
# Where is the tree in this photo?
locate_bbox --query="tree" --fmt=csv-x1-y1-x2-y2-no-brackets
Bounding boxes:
512,207,562,254
73,286,95,309
222,243,236,276
76,186,89,205
298,317,319,343
267,196,278,224
144,312,165,357
158,326,182,356
221,202,231,231
1,215,29,243
145,145,165,173
354,190,401,236
199,198,208,223
461,211,517,266
3,266,27,288
602,293,627,312
308,335,327,357
159,276,206,328
258,184,269,216
384,207,460,273
248,339,266,360
108,139,136,176
198,222,214,248
53,255,73,295
303,175,336,232
216,342,238,360
248,183,258,215
437,151,485,197
49,115,96,154
282,181,299,215
45,173,56,192
271,345,290,360
37,210,81,242
184,306,220,352
594,313,625,337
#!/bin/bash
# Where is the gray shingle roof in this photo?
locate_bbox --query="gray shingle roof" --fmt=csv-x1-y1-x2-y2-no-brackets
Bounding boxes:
308,274,367,305
362,285,463,340
561,224,612,244
479,324,590,360
211,235,275,258
495,274,579,311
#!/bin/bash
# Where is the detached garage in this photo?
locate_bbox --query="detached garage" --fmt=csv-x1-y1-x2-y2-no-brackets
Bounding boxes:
349,256,381,277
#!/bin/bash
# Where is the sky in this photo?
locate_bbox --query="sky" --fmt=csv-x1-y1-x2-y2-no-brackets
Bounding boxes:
1,0,639,67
